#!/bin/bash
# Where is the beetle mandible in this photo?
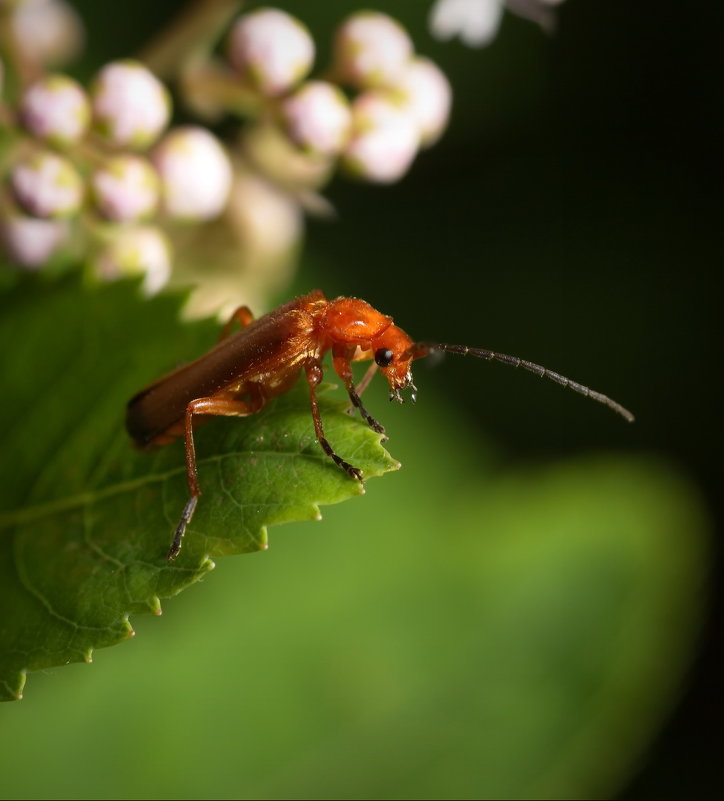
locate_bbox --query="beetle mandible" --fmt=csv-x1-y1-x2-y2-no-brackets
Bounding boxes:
126,290,633,560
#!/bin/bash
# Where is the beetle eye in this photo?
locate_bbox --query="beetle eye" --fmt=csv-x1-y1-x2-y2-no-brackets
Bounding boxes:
374,348,394,367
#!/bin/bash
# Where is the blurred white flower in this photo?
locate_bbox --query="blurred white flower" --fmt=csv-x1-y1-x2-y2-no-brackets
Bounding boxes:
280,81,352,156
0,214,69,268
20,74,90,146
154,126,232,221
227,8,314,96
394,57,452,146
94,225,171,296
429,0,504,47
334,11,413,89
10,151,84,218
227,170,302,259
343,93,420,184
91,60,170,149
10,0,84,67
91,155,159,222
430,0,567,44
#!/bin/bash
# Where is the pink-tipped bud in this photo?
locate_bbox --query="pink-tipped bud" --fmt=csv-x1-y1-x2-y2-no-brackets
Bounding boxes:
20,74,90,147
280,81,352,156
91,155,160,222
227,7,314,97
1,214,69,268
10,151,84,218
153,126,232,221
94,225,171,296
334,11,413,89
394,57,452,146
428,0,504,48
343,93,419,184
90,60,170,150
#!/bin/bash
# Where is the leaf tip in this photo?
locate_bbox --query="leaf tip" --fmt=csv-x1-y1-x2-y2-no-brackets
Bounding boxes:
1,674,26,702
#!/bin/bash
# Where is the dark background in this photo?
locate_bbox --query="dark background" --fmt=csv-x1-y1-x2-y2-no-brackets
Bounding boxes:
69,0,724,796
313,4,724,797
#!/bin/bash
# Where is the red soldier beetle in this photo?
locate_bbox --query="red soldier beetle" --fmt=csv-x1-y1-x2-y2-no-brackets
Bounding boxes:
126,290,634,561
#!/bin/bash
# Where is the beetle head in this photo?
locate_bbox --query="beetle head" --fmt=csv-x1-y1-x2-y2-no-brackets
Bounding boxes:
323,298,420,402
370,325,419,402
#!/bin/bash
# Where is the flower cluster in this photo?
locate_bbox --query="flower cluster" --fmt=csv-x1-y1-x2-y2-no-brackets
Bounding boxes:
0,1,562,312
0,4,454,309
221,8,452,184
0,4,454,311
1,48,232,293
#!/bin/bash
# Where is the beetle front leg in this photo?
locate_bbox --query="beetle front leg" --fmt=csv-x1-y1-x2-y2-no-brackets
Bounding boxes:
305,364,364,481
332,350,386,438
168,392,265,561
346,384,387,439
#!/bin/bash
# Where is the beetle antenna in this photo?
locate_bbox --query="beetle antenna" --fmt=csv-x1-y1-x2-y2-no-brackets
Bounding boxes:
411,342,635,423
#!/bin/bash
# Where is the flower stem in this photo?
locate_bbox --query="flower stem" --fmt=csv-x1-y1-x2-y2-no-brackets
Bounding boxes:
137,0,244,80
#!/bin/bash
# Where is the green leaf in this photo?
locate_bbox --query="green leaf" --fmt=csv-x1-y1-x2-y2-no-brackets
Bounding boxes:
0,275,397,701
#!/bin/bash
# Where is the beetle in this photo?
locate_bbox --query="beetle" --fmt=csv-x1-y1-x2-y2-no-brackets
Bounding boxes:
126,290,634,560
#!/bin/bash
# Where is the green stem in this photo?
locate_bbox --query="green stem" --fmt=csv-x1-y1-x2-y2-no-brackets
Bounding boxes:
0,8,43,97
137,0,244,80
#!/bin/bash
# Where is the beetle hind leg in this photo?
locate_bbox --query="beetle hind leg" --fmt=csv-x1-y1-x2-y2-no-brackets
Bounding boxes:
218,305,255,341
167,391,266,561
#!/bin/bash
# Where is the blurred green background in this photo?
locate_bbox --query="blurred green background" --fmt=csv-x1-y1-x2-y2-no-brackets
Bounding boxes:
1,1,721,799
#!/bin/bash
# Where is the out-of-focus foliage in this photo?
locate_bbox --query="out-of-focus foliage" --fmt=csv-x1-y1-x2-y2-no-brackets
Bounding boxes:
0,359,709,795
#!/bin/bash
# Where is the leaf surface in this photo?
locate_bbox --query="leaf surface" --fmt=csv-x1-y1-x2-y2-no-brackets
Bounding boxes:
0,276,397,700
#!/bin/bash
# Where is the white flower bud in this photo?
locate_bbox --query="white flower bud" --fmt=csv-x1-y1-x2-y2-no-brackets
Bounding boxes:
334,11,413,89
91,60,170,149
10,151,84,218
227,170,302,259
428,0,504,48
280,81,352,156
1,214,69,268
91,155,159,222
343,93,419,184
10,0,84,67
227,8,314,97
394,57,452,146
20,74,90,146
94,226,171,296
153,126,232,221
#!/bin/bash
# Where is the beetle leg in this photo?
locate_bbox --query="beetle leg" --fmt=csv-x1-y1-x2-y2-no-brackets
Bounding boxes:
346,383,387,439
168,392,265,561
332,350,386,437
218,305,255,341
305,364,364,481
